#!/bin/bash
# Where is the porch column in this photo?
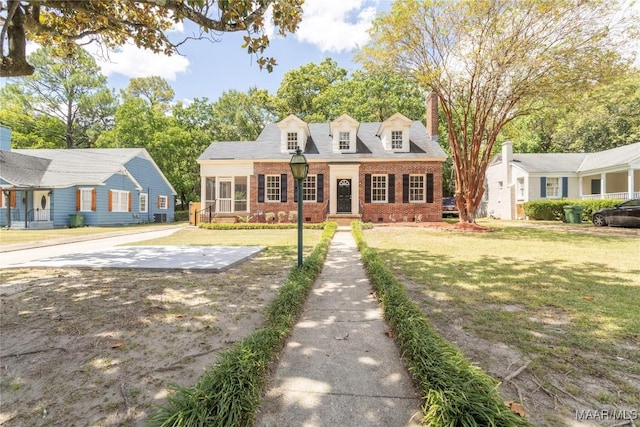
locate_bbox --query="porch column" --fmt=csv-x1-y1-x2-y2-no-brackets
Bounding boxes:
629,169,634,199
600,173,606,199
578,176,583,200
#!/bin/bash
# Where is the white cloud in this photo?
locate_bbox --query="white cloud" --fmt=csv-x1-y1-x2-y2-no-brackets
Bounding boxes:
93,43,190,81
294,0,378,52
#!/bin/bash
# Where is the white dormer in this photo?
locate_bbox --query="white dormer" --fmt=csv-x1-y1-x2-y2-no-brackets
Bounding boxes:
277,114,310,153
330,114,359,154
377,113,412,153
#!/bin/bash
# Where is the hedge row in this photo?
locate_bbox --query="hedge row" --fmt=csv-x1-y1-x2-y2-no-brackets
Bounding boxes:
199,222,328,230
149,223,337,427
523,199,624,221
352,221,531,427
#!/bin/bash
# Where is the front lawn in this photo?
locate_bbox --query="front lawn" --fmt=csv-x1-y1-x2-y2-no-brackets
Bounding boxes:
362,223,639,426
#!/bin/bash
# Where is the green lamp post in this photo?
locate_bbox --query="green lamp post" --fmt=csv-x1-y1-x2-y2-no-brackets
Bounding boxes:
289,147,309,267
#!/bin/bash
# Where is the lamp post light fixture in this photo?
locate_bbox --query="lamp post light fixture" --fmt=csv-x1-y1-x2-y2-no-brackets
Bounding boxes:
290,147,309,267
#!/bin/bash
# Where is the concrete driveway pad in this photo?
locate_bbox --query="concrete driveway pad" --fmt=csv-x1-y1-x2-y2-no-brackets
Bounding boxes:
8,245,265,272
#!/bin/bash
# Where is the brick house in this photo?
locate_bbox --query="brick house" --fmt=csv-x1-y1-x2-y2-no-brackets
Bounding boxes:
197,95,447,224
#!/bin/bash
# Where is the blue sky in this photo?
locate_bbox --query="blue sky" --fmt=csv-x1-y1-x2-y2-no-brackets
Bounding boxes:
90,0,389,104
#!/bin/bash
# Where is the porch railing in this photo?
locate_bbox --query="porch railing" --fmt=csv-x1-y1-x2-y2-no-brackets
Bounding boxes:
29,208,51,222
581,191,640,200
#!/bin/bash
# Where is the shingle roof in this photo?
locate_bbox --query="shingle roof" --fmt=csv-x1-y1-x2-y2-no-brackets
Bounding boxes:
577,142,640,171
198,121,447,161
511,153,587,173
6,148,147,188
506,142,640,174
0,150,51,187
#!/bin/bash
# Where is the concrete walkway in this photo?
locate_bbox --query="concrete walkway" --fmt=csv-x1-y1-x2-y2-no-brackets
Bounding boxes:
255,228,422,427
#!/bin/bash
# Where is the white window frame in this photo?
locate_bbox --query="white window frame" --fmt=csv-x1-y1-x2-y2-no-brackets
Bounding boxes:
391,130,403,150
303,175,317,202
546,177,560,198
409,175,425,203
266,174,281,202
516,177,525,201
158,195,169,210
372,174,388,203
287,132,298,151
139,193,148,213
111,190,130,212
79,188,93,212
338,132,350,151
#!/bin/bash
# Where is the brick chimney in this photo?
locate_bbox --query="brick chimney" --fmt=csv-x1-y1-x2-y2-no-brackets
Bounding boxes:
425,92,438,140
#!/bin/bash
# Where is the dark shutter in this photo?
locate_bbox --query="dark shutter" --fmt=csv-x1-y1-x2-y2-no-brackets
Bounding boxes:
562,177,568,198
388,174,395,203
426,173,434,203
258,174,265,203
540,177,546,198
317,174,324,202
402,174,409,203
365,174,371,203
281,174,287,202
294,179,298,202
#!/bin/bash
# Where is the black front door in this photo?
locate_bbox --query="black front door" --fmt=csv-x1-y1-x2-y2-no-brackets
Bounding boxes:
337,179,352,213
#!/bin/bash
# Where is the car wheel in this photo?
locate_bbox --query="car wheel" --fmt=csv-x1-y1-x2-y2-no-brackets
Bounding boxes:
593,213,607,227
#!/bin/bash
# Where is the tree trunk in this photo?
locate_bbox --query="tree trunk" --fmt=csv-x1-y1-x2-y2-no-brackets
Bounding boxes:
1,2,34,77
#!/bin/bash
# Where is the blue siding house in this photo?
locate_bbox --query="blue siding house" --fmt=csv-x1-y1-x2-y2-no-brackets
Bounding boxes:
1,143,176,229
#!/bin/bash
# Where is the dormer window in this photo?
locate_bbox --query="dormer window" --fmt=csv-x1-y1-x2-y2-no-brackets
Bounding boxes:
277,114,309,153
391,131,403,150
287,132,298,151
339,132,350,150
377,113,412,153
330,114,359,154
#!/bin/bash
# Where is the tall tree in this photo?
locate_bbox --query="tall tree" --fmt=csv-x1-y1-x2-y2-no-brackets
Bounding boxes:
210,87,277,141
312,70,426,122
276,58,348,121
121,76,175,111
360,0,637,223
1,0,303,77
3,46,116,148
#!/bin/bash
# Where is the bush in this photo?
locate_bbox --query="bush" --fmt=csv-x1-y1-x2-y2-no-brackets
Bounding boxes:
148,223,337,427
174,210,190,222
352,222,532,427
523,199,624,222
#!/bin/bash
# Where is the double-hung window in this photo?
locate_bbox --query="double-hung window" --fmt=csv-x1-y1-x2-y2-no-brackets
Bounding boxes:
158,195,169,209
372,174,387,202
517,178,525,200
339,132,350,151
80,188,93,211
546,178,559,198
409,175,425,202
139,193,148,213
287,132,298,151
111,190,129,212
266,175,281,202
303,175,317,202
391,131,403,150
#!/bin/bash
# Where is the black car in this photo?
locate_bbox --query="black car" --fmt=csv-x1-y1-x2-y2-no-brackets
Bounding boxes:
442,197,459,217
592,199,640,227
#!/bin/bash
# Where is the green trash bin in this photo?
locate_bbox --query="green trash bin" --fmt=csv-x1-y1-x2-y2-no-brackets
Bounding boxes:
69,213,84,228
563,205,584,224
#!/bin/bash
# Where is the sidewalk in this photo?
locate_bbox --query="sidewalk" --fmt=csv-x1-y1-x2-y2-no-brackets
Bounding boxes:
255,228,422,427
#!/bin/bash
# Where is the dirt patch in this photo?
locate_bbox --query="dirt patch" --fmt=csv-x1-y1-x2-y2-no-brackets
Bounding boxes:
405,284,640,427
0,253,289,427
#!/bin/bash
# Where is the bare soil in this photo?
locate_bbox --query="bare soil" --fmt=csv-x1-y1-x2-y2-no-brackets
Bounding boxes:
0,252,289,427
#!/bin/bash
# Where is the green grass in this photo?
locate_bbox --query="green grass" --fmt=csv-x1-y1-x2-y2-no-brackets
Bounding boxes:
0,222,183,245
360,222,640,419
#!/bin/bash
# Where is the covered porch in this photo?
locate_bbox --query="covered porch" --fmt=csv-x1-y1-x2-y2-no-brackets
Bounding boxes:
579,168,640,200
1,187,54,229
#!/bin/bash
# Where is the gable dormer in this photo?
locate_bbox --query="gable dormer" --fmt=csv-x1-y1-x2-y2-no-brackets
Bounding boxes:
330,114,359,154
377,113,412,153
277,114,310,153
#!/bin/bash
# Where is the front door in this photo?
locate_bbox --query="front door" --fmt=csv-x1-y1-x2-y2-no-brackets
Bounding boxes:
33,190,50,221
218,180,232,213
337,179,352,213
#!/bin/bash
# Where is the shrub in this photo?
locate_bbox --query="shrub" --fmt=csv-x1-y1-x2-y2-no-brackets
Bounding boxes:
149,223,337,427
352,222,532,427
523,199,624,222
